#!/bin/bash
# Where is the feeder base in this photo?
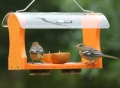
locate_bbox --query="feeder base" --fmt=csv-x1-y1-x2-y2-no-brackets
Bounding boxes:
29,69,50,75
61,69,81,74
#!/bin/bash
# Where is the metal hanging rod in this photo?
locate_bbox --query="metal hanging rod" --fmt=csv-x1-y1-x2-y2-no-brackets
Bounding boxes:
16,0,35,12
73,0,93,13
15,0,92,13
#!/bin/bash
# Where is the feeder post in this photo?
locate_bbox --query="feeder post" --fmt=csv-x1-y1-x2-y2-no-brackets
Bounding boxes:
82,13,102,68
8,13,27,70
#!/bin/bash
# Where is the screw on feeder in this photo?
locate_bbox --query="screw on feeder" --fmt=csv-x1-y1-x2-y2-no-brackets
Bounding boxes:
17,65,19,68
73,0,93,13
16,0,35,12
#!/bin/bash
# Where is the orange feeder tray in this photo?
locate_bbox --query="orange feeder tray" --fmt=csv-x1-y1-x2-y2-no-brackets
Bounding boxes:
1,12,109,72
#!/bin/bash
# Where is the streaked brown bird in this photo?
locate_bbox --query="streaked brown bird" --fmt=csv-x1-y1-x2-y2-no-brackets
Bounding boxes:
75,43,118,66
29,42,44,64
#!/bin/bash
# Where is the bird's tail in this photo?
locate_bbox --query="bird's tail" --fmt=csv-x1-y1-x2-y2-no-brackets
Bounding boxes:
104,55,118,59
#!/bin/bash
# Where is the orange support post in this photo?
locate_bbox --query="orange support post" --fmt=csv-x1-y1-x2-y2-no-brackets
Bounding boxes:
82,13,102,68
8,13,27,70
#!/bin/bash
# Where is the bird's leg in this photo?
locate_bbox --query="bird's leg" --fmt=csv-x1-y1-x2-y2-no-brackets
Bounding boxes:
91,60,96,66
84,62,89,67
41,61,44,64
32,60,34,64
84,60,97,67
84,60,92,67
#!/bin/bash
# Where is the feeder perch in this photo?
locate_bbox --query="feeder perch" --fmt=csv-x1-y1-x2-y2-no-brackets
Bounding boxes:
2,0,109,75
1,0,110,75
1,12,109,69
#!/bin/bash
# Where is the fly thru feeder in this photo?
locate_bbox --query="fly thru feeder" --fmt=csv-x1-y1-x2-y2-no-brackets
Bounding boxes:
1,12,109,70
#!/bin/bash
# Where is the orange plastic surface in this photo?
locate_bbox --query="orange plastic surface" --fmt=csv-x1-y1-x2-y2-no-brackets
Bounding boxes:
8,13,27,70
82,13,102,68
26,62,100,69
51,52,70,64
7,13,102,70
41,54,52,63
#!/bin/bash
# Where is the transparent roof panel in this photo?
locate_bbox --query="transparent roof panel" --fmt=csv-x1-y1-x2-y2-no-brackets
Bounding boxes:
1,12,110,29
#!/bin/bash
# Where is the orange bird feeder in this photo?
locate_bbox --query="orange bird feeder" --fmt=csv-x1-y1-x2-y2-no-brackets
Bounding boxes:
1,3,109,74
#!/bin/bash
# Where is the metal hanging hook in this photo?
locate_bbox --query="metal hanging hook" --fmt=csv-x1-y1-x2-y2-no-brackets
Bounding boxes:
73,0,93,13
16,0,35,12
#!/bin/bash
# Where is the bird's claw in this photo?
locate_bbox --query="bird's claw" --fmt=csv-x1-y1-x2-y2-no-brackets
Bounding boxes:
84,62,89,67
32,60,34,64
91,60,96,67
84,60,96,67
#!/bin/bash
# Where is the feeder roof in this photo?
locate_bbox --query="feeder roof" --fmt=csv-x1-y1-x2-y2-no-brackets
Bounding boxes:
1,12,110,29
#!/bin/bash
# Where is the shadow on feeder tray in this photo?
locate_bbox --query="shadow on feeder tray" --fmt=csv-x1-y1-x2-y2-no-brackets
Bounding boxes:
29,69,50,75
61,69,81,74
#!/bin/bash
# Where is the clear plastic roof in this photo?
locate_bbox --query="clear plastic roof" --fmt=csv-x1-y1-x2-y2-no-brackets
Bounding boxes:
1,12,110,29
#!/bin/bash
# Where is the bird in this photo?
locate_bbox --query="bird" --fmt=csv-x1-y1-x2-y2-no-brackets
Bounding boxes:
29,42,44,64
75,43,118,66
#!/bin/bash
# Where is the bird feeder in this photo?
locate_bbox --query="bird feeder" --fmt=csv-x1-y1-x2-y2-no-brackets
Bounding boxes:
1,0,110,75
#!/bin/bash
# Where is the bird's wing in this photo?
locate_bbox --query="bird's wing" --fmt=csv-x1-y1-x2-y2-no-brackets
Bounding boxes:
82,47,104,57
37,45,44,55
29,45,44,55
91,49,105,56
82,49,92,56
29,46,38,53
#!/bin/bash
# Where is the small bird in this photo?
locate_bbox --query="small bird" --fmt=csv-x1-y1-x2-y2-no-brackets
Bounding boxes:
29,42,44,64
75,43,118,66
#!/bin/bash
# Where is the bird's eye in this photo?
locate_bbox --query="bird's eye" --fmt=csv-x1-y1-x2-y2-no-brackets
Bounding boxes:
79,44,83,47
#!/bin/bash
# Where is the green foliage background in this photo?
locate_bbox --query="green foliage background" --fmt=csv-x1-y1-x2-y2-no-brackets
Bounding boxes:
0,0,120,88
